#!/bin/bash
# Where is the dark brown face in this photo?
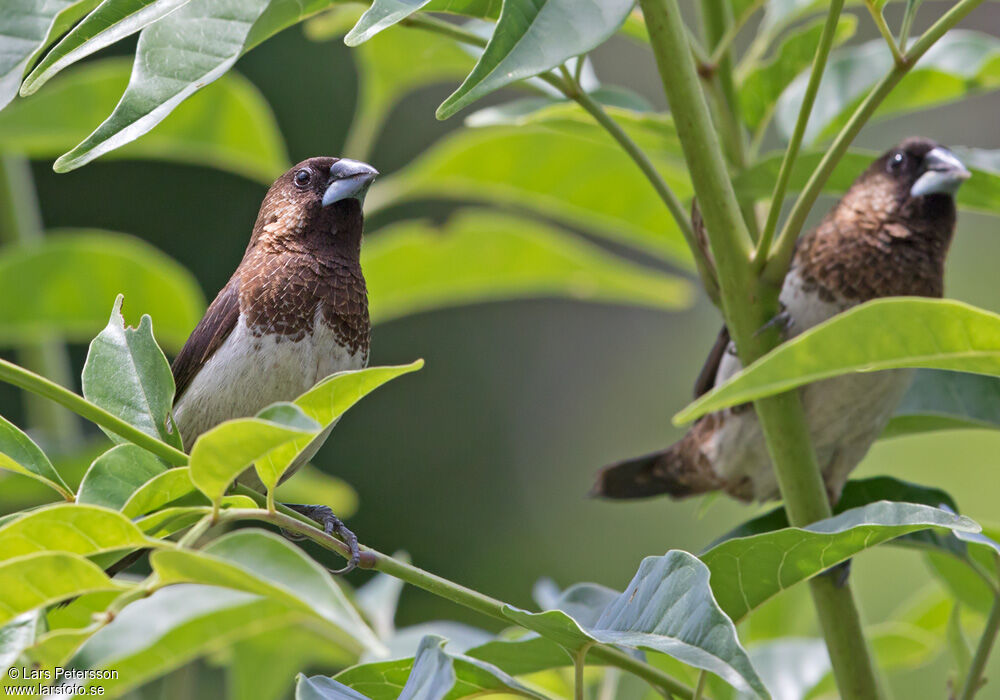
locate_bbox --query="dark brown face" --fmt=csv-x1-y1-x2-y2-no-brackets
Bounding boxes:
866,137,970,215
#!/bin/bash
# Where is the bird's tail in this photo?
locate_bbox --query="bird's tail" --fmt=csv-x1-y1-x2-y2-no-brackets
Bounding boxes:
590,434,722,500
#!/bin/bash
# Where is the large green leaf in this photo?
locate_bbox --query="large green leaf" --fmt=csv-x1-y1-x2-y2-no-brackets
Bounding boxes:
187,404,319,505
0,0,99,109
68,585,312,696
21,0,195,95
504,551,767,697
370,126,693,264
0,414,72,499
52,0,328,172
701,502,979,622
82,295,183,449
151,529,382,655
0,503,154,560
738,15,856,131
0,613,40,677
76,444,168,509
253,361,423,491
344,0,430,46
777,32,1000,144
363,210,691,323
0,552,125,624
885,369,1000,437
731,148,1000,217
332,634,548,700
436,0,633,118
120,466,200,518
675,299,1000,423
0,231,203,351
0,60,287,183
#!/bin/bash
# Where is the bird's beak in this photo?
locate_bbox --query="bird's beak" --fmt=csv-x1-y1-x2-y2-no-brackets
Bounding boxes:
322,159,379,207
910,147,971,198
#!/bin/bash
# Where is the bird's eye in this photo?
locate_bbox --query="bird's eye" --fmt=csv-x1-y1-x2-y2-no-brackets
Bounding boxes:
294,169,311,187
887,152,907,173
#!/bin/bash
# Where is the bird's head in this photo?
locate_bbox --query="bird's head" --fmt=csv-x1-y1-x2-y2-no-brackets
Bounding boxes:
859,138,970,215
250,157,379,252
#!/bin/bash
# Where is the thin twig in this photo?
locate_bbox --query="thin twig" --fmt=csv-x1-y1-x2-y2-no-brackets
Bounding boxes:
865,0,906,65
709,0,767,66
958,584,1000,699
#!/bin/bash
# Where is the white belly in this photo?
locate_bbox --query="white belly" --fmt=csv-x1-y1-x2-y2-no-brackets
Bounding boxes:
174,307,367,450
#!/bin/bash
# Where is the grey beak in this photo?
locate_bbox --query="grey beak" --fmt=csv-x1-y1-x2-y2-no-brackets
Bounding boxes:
322,158,379,207
910,147,971,198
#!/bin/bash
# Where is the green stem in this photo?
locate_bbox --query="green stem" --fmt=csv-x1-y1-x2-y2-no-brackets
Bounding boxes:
574,645,591,700
958,585,1000,700
766,0,987,283
639,1,883,697
899,0,919,50
0,155,82,447
0,358,188,465
700,0,745,169
220,508,694,699
754,0,844,265
708,0,766,66
401,13,486,48
691,671,707,700
865,1,905,66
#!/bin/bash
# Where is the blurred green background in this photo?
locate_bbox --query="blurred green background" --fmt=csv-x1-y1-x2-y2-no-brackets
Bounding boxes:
2,2,999,697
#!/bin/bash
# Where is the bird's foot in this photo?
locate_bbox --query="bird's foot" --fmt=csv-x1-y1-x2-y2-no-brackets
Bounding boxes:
283,503,360,575
754,303,793,339
822,559,852,588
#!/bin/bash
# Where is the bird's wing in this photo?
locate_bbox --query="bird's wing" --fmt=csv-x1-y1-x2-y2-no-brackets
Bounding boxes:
693,325,730,398
172,279,240,401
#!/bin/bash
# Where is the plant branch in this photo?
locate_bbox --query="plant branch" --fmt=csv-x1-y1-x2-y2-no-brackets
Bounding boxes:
754,0,844,265
765,0,986,283
0,357,188,465
401,13,486,48
221,507,694,699
0,155,82,447
958,572,1000,700
708,0,766,66
865,1,905,65
700,0,746,171
899,0,919,50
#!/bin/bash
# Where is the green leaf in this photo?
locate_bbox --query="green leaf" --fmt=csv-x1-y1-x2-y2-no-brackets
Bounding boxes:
77,444,168,509
737,639,829,700
187,405,318,506
363,210,691,323
253,361,424,492
0,552,124,624
0,613,41,676
701,501,979,622
68,585,312,696
0,60,288,183
345,0,431,46
22,625,100,669
0,414,72,499
299,675,371,700
120,466,200,518
436,0,633,118
738,15,856,130
333,634,549,700
504,551,768,697
926,550,996,614
21,0,195,95
777,32,1000,144
0,503,154,560
0,0,99,110
151,530,382,654
675,299,1000,424
884,370,1000,437
0,230,204,351
51,0,325,172
371,126,693,264
82,295,183,449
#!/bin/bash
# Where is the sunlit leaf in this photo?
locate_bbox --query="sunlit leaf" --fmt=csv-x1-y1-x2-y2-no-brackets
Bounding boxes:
504,551,767,696
0,60,287,183
0,415,71,499
0,0,99,110
151,530,383,655
76,444,167,509
675,299,1000,424
0,552,125,624
82,295,182,449
22,624,100,669
119,466,200,518
370,127,693,263
0,503,154,560
363,210,691,323
701,502,979,622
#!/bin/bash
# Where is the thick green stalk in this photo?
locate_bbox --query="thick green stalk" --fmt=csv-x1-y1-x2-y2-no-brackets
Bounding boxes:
639,1,882,697
0,155,81,446
755,0,844,265
958,586,1000,700
766,0,987,282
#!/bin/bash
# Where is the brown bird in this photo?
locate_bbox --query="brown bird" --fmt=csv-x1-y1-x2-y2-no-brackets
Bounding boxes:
172,156,378,569
593,138,970,505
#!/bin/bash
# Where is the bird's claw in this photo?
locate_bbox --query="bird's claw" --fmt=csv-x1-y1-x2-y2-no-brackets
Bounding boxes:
755,304,794,339
283,503,361,575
